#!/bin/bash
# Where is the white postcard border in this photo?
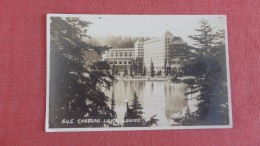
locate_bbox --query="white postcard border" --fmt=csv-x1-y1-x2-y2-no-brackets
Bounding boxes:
45,14,233,132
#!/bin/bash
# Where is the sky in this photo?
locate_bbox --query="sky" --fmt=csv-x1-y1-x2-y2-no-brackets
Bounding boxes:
59,15,227,46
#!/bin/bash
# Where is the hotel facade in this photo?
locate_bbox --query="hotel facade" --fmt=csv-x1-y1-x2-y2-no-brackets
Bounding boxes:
102,48,135,65
102,31,187,72
134,37,144,58
143,31,187,72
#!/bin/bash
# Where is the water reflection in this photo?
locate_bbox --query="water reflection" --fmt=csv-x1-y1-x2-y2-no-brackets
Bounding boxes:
104,80,188,126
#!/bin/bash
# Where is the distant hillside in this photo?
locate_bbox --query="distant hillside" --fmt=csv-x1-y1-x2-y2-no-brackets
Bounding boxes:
86,36,150,48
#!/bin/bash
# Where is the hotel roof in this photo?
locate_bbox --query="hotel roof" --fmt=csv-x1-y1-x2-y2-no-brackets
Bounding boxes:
165,30,173,36
171,39,187,45
136,37,144,42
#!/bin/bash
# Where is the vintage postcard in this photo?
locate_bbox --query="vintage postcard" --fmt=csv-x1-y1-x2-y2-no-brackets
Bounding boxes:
46,14,232,132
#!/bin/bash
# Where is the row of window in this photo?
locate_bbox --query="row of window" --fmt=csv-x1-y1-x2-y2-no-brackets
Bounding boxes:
110,50,134,52
109,58,133,60
110,61,132,65
110,53,133,57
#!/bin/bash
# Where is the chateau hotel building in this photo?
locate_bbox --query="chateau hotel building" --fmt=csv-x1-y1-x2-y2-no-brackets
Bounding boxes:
143,31,187,72
102,48,135,65
102,31,187,72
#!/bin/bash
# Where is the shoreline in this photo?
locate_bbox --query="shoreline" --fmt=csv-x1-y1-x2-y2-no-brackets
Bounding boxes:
114,76,195,82
115,77,168,82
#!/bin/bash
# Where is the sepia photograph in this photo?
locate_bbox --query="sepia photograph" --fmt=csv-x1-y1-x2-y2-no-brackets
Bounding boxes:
46,14,232,132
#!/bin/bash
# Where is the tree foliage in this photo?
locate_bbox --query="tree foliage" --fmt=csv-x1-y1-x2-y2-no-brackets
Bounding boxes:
143,66,146,76
110,91,117,119
123,64,128,77
49,17,116,128
184,19,229,125
123,93,143,126
130,92,144,119
107,36,138,48
164,59,167,74
107,36,150,48
111,60,115,76
130,61,133,76
123,92,159,127
189,19,216,56
130,58,146,77
150,59,155,77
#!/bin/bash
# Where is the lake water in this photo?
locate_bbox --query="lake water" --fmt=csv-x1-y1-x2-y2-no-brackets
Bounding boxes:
104,80,188,126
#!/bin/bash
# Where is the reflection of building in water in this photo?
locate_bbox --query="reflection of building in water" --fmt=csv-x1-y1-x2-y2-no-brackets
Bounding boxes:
143,31,187,72
103,80,188,125
165,83,187,119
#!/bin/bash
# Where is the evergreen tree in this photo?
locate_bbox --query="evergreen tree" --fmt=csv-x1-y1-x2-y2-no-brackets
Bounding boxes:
110,91,116,119
185,106,191,118
159,70,162,76
107,36,139,48
123,64,128,77
165,67,169,76
130,92,144,119
143,66,146,76
172,67,176,76
112,60,115,75
186,18,229,124
136,58,140,76
49,17,115,128
164,59,167,74
130,60,133,77
139,58,143,76
150,59,155,77
115,69,119,75
134,59,137,76
146,114,159,126
123,92,146,127
212,29,227,74
189,19,216,56
168,62,172,76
